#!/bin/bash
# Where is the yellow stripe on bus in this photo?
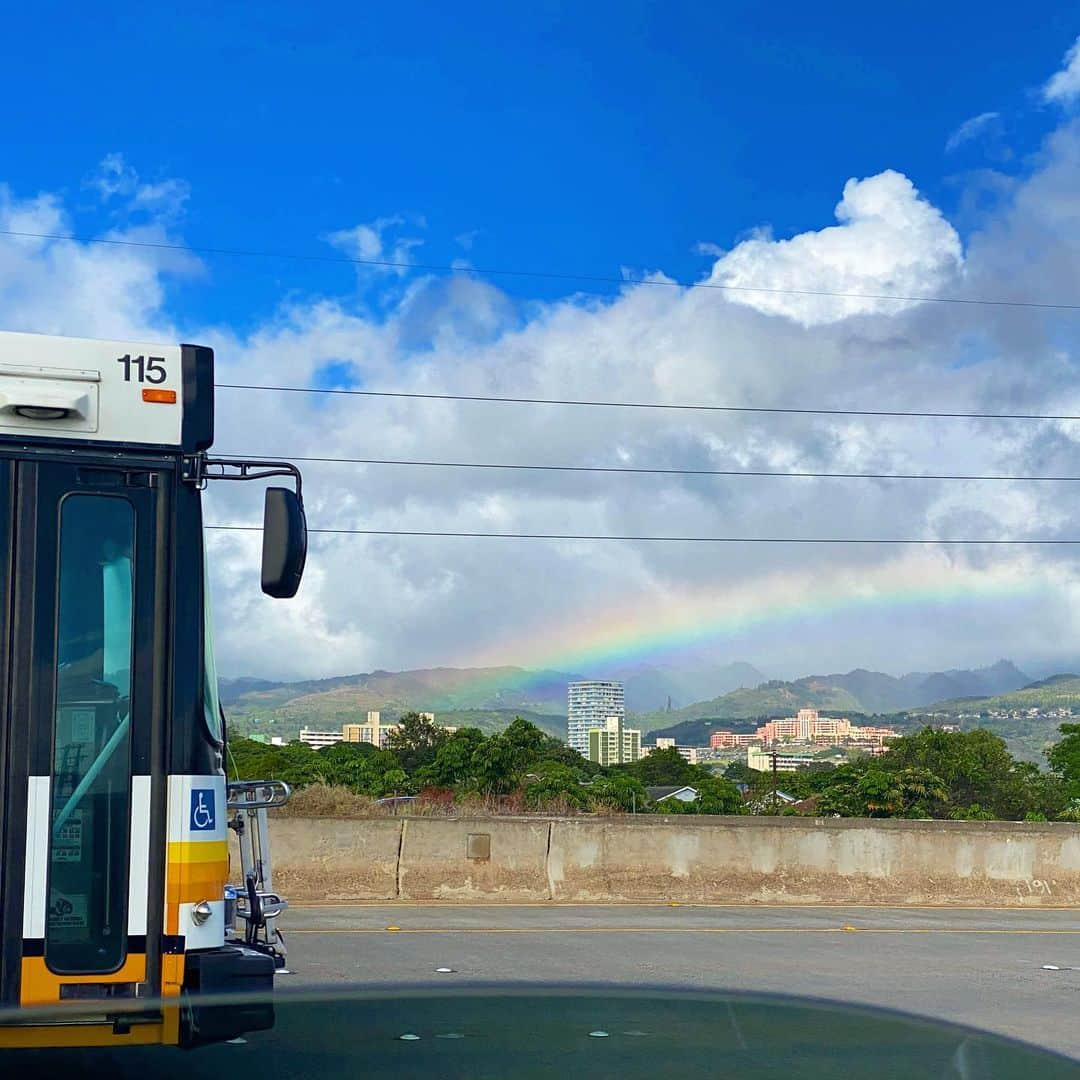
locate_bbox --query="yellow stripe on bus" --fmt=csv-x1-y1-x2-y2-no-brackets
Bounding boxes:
20,954,147,1006
0,1021,165,1048
164,841,229,930
165,864,229,906
166,840,229,864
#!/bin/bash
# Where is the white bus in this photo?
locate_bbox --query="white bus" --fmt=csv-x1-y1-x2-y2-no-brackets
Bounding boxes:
0,330,305,1048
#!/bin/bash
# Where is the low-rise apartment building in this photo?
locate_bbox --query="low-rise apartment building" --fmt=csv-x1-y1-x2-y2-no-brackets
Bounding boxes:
746,746,820,772
709,731,762,749
650,738,702,765
587,716,642,766
298,728,346,750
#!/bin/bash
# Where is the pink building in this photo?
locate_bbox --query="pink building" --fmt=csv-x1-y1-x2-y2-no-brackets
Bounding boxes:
709,731,762,749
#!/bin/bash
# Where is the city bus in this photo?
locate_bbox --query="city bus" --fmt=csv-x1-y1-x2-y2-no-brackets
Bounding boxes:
0,330,306,1048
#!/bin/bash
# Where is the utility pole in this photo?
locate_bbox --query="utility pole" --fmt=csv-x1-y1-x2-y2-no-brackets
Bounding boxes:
770,750,779,814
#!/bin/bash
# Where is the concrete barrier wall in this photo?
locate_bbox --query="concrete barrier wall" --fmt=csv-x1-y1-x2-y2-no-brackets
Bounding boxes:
398,819,551,901
262,815,1080,906
261,818,403,901
547,817,1080,904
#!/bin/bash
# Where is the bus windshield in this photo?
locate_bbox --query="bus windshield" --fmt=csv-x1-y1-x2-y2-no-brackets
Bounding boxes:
48,494,135,974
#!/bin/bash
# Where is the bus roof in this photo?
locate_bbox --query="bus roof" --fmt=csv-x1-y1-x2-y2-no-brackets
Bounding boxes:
0,330,213,452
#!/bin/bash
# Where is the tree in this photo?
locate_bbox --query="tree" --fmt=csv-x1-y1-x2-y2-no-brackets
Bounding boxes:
523,765,589,811
532,737,604,776
385,712,449,773
227,738,324,788
377,766,412,798
1048,724,1080,801
816,767,890,818
472,717,550,795
815,765,948,819
619,748,698,786
723,760,755,783
690,777,746,815
877,728,1051,820
894,767,950,818
313,741,386,789
585,774,649,813
416,727,488,789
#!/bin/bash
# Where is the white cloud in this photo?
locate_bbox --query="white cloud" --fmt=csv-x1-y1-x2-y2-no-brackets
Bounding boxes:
1044,35,1080,104
87,152,134,200
86,153,190,221
5,138,1080,681
706,170,963,326
327,215,423,276
456,228,481,251
945,111,1000,152
0,182,199,340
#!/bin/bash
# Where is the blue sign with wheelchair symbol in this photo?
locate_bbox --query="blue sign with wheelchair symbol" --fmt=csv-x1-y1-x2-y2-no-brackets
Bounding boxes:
190,789,216,832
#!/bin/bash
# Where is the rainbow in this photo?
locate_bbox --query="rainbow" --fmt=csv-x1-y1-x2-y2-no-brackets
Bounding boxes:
454,551,1052,688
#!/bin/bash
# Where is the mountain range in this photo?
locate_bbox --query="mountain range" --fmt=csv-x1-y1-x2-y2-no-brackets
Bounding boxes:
634,660,1033,727
221,658,1039,742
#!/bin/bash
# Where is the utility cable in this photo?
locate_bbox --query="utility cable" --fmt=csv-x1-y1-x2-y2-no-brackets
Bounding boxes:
212,451,1080,483
4,227,1079,311
214,382,1080,423
205,525,1080,544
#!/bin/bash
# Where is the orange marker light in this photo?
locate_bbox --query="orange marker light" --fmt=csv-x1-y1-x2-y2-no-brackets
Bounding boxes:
142,388,177,404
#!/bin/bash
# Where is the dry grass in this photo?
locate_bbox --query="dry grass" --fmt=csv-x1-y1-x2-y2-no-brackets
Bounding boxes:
272,784,379,818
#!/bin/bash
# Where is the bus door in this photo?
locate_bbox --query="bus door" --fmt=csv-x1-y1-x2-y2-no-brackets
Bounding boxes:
0,457,169,1008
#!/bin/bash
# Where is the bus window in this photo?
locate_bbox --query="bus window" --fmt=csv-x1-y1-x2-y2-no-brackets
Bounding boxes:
46,495,134,975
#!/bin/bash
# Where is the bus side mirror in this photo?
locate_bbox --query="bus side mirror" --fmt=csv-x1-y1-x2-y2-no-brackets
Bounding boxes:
261,487,307,598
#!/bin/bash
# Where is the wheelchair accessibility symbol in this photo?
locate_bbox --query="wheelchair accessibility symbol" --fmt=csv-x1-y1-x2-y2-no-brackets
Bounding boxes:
190,789,216,832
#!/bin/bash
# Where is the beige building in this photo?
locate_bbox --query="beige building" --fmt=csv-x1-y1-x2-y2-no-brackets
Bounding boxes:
342,710,405,748
587,715,642,766
342,710,384,745
650,738,701,765
305,711,455,751
747,745,818,772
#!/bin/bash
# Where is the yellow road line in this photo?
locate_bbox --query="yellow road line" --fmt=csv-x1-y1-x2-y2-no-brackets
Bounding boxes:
289,901,1080,912
288,926,1080,935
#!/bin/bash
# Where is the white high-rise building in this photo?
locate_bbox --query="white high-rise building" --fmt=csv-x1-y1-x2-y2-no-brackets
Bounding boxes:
567,680,624,755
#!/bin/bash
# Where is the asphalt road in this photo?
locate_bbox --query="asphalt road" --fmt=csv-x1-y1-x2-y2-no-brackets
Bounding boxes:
279,903,1080,1059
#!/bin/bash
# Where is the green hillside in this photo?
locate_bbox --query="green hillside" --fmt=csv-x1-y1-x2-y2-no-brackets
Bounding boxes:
222,665,572,731
645,717,761,745
633,679,863,732
636,676,1080,765
228,706,565,743
918,675,1080,715
897,675,1080,763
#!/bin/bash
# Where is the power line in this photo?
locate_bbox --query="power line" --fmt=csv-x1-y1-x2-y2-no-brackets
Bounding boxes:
215,382,1080,422
205,525,1080,544
212,451,1080,483
4,226,1080,312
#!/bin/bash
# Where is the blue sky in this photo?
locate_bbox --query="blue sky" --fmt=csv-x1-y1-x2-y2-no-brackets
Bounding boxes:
2,1,1077,329
4,7,1080,680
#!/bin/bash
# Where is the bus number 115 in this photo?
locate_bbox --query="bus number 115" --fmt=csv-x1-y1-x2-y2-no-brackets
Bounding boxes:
116,354,167,384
